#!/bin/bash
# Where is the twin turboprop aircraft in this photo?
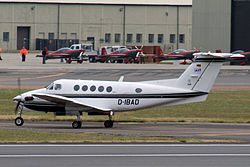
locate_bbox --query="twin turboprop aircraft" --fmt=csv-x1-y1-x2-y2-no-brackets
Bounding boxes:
13,52,235,128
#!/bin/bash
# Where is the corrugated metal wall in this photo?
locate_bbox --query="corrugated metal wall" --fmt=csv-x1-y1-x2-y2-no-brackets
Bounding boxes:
0,3,192,51
192,0,231,52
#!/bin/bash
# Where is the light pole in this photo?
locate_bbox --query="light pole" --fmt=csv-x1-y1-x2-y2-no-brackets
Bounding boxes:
119,6,126,46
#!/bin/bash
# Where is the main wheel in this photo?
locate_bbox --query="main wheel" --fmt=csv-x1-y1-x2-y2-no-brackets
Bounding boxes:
104,120,113,128
15,117,24,126
72,121,82,129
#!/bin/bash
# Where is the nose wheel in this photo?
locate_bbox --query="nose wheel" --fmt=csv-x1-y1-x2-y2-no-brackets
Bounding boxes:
15,117,24,126
14,102,24,126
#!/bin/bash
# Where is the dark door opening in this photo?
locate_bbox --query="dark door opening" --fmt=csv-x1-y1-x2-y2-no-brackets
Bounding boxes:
231,1,250,52
17,27,30,50
87,37,95,50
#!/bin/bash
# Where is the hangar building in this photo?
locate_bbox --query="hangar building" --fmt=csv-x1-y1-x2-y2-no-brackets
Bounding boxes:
192,0,250,52
0,0,192,51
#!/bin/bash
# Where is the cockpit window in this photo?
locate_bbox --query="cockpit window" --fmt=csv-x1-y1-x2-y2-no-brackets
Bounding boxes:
55,84,62,90
46,83,54,90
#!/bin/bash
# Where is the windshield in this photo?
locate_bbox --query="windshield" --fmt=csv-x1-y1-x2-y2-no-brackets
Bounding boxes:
232,50,244,54
82,45,92,51
116,48,129,53
46,82,54,90
173,49,187,55
58,48,71,53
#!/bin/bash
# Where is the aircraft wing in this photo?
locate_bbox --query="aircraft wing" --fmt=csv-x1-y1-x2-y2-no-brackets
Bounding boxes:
32,93,111,112
36,54,71,59
231,54,245,58
102,53,128,56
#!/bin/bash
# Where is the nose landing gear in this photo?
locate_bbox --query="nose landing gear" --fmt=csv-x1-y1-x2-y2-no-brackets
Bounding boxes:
15,103,24,126
15,117,24,126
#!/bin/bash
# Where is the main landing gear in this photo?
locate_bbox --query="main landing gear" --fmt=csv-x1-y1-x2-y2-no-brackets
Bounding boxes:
72,114,82,129
104,111,114,128
71,111,114,129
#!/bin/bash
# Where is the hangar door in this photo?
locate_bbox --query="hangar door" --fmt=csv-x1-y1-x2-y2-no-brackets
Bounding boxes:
17,27,30,50
231,0,250,52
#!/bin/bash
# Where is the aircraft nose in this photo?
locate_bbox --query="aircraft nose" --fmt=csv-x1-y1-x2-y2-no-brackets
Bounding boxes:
13,95,22,102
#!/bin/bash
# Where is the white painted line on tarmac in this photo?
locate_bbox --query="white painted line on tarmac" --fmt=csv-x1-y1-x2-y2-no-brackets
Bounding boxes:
0,154,250,158
1,144,250,147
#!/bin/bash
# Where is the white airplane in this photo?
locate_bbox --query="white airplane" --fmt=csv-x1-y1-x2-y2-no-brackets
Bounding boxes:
13,52,234,129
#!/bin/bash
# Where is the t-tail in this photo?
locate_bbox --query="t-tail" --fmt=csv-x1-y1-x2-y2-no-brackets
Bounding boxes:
176,52,232,93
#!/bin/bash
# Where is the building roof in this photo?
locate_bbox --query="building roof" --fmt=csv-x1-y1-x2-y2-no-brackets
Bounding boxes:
0,0,192,6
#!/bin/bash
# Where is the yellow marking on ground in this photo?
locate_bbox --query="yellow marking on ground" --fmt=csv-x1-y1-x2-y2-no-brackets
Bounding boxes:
201,132,250,137
0,73,66,82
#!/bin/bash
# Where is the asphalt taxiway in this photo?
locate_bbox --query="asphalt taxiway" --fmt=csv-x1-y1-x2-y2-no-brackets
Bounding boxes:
0,144,250,167
1,121,250,143
0,53,250,89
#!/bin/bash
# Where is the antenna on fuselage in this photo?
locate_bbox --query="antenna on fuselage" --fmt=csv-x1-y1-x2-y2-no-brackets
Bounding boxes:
118,76,124,82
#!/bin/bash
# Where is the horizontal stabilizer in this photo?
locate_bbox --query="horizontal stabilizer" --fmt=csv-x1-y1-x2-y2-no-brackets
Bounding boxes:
193,52,233,58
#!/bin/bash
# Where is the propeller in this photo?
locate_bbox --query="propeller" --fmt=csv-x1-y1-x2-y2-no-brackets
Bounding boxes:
134,45,143,50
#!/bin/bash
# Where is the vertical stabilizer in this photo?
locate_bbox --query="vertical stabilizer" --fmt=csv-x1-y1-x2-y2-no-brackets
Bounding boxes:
176,53,230,92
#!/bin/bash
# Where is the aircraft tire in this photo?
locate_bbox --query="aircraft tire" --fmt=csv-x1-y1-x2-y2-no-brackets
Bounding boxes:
104,120,113,128
77,121,82,128
72,121,81,129
15,117,24,126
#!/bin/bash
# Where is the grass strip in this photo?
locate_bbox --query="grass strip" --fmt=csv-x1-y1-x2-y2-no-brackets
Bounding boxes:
0,128,240,144
1,89,250,123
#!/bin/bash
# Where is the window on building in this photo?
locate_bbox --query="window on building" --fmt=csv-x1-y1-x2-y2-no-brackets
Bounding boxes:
148,34,154,43
48,33,54,40
136,34,142,43
38,32,45,39
158,34,163,43
3,32,9,42
105,33,111,43
170,34,175,43
71,33,77,39
127,34,133,43
61,33,67,39
179,34,185,43
115,34,121,43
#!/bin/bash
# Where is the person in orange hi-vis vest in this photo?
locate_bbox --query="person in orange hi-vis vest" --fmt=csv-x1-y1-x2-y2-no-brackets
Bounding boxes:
0,48,2,61
20,47,28,62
